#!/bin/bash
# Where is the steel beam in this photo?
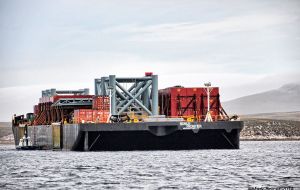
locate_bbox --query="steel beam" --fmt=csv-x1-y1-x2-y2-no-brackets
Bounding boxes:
101,77,107,96
94,79,99,95
151,75,158,115
109,75,116,115
114,77,152,83
142,87,150,110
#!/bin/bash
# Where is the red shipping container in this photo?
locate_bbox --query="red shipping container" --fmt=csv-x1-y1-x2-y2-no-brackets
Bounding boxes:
92,110,110,123
102,111,110,122
92,96,110,110
74,109,94,123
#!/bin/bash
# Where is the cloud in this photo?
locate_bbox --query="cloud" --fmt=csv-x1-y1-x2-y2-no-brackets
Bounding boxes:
0,50,246,89
103,13,298,42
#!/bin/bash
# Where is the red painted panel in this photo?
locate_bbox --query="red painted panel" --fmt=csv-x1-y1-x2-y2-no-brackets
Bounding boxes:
159,87,221,121
33,105,39,115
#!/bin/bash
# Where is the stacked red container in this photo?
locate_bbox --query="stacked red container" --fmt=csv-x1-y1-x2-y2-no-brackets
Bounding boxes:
73,96,110,124
91,96,110,123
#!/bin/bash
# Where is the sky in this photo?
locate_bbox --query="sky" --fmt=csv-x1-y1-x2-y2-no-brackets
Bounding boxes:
0,0,299,121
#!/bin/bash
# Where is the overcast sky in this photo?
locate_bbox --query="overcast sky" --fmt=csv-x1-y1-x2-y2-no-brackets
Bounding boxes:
0,0,299,121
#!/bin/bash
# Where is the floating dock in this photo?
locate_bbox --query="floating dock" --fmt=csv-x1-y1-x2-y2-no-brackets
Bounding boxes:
12,73,243,151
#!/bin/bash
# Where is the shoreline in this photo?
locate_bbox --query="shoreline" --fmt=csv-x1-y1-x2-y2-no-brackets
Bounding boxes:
240,118,300,141
241,138,300,141
0,141,14,145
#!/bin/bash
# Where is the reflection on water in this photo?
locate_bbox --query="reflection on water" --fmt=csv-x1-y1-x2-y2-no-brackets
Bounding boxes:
0,141,299,189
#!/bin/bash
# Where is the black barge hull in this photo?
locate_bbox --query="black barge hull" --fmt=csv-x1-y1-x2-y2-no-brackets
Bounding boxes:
12,121,243,151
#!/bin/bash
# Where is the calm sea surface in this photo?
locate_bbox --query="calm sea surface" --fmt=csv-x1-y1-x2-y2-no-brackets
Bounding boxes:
0,141,299,190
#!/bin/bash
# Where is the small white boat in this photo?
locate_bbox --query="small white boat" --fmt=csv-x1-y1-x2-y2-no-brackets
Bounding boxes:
16,135,38,150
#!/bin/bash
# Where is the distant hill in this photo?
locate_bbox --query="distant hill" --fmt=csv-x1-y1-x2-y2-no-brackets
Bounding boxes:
0,122,12,138
222,83,300,115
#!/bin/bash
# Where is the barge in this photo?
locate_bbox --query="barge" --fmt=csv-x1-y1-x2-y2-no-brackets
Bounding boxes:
12,73,243,151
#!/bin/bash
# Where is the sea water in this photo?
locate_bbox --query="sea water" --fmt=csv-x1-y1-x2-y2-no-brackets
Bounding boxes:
0,141,299,189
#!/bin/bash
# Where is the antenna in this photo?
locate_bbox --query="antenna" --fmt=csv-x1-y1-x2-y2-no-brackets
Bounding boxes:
204,82,213,122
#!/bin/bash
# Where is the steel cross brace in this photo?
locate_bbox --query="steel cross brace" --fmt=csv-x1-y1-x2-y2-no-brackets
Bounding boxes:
116,81,145,108
116,80,153,115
